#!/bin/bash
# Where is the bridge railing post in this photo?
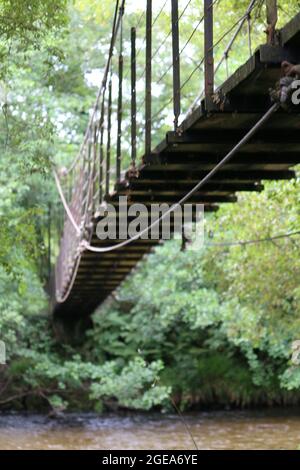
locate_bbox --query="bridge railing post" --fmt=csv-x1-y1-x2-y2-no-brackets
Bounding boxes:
99,98,105,204
204,0,214,111
266,0,278,45
81,129,92,220
47,202,52,281
145,0,152,158
171,0,181,131
106,79,112,198
116,4,124,185
92,122,98,214
131,26,137,167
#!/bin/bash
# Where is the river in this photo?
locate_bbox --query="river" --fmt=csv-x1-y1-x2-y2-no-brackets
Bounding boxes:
1,409,300,450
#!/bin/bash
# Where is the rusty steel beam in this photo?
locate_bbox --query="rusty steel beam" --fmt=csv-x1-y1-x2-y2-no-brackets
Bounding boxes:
204,0,214,110
145,0,152,157
131,27,137,166
171,0,181,130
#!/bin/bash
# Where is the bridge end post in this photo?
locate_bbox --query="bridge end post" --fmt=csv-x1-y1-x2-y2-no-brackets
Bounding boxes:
171,0,181,131
131,26,137,167
266,0,278,45
105,79,112,198
145,0,152,157
116,5,124,185
204,0,214,111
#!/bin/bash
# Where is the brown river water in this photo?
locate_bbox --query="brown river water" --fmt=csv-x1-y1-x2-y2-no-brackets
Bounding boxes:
1,410,300,450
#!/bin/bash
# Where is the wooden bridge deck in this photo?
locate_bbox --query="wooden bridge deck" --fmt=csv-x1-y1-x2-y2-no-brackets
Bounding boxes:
53,12,300,321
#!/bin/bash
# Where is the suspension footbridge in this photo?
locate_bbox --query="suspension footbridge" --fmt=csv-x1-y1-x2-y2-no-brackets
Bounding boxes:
52,0,300,330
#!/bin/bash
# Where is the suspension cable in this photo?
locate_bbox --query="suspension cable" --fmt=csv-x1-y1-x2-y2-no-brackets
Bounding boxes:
53,170,81,236
182,0,259,95
151,54,204,122
206,229,300,248
137,0,194,83
187,0,259,115
137,0,218,117
124,2,167,82
152,0,260,123
62,0,122,176
209,0,258,54
156,14,205,85
152,0,193,61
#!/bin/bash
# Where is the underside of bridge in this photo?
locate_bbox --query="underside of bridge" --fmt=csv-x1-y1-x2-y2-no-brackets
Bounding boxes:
52,7,300,333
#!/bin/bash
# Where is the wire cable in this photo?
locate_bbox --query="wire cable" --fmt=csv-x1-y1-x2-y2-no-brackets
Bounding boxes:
62,0,122,176
206,230,300,247
186,0,258,115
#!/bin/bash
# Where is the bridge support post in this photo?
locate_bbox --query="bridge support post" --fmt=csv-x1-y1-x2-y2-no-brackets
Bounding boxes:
145,0,152,157
47,202,52,281
131,27,137,166
116,5,124,184
266,0,278,45
99,98,105,204
171,0,181,131
204,0,214,111
106,80,112,198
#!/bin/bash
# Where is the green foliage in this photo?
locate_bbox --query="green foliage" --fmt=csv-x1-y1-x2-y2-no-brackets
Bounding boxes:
281,366,300,391
83,169,300,409
1,0,300,414
90,358,170,410
0,0,171,414
0,0,68,79
0,0,68,41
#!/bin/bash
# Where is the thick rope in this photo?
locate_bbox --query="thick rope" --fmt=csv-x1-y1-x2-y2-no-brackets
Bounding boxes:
53,170,81,236
81,103,280,253
55,102,280,255
55,253,82,304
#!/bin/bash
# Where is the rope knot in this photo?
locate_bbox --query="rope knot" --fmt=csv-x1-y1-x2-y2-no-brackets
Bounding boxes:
270,76,299,111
